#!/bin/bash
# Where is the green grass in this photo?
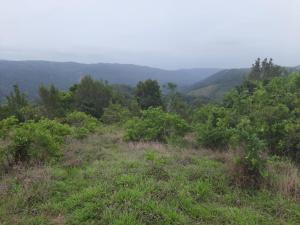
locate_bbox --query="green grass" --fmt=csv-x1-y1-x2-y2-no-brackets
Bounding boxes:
0,127,299,225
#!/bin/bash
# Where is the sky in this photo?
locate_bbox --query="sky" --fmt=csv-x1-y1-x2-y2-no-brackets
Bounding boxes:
0,0,299,69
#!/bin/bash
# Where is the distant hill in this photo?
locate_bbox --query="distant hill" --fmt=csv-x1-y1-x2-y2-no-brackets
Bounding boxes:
186,68,250,100
0,60,219,101
186,65,300,100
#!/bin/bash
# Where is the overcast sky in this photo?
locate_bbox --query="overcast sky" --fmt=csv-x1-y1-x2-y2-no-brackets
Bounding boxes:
0,0,299,69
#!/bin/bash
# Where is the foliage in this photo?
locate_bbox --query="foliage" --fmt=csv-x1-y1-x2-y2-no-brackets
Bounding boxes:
39,85,70,118
0,116,18,138
5,85,28,121
124,107,190,142
248,58,286,81
0,119,72,165
73,76,112,118
231,127,267,188
19,104,44,121
196,72,300,158
163,82,192,120
64,111,99,138
194,104,234,149
194,71,300,187
102,103,131,124
135,79,163,110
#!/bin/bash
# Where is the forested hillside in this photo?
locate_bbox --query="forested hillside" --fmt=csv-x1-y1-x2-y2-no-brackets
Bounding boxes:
187,68,250,99
187,62,300,100
0,60,219,101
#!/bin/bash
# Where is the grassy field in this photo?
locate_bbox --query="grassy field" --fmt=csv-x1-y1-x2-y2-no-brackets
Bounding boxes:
0,126,299,225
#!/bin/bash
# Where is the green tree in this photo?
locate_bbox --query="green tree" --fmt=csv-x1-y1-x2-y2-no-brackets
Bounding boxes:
135,79,163,110
248,58,285,81
163,82,191,120
39,85,65,118
73,76,112,118
6,85,28,121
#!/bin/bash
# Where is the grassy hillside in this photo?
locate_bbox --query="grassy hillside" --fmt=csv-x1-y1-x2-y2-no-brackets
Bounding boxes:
0,60,219,101
0,126,299,225
187,69,250,100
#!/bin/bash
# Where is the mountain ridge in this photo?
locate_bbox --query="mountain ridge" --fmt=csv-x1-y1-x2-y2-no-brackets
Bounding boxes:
0,60,219,100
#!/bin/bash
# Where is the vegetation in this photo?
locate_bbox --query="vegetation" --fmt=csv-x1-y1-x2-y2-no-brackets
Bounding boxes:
63,111,99,139
124,107,190,142
0,119,72,169
135,79,163,110
72,76,112,118
0,127,299,225
0,58,299,224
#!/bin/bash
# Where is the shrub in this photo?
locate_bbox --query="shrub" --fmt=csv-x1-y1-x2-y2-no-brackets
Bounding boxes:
195,73,300,161
124,107,190,142
64,111,99,138
229,120,267,189
102,103,130,124
0,119,72,166
20,105,44,121
194,105,234,149
0,116,19,138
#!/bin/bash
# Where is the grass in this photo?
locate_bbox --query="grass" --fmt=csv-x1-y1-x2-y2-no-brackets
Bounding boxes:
0,126,299,225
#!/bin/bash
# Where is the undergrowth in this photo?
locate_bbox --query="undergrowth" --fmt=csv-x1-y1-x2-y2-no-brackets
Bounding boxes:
0,127,299,225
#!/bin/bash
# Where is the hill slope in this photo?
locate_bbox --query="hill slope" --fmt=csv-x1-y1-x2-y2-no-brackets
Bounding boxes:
187,68,250,99
0,60,219,100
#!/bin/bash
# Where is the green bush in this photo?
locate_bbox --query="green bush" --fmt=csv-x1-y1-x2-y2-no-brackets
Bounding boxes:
64,111,99,138
102,103,130,124
194,105,234,149
0,116,18,138
124,107,190,142
232,128,267,188
195,73,300,161
1,119,72,165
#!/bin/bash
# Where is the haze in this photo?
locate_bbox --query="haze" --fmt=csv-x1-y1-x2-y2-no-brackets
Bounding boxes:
0,0,299,69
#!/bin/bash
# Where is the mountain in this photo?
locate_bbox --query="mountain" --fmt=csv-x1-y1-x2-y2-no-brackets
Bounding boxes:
186,68,250,100
187,65,300,100
0,60,219,101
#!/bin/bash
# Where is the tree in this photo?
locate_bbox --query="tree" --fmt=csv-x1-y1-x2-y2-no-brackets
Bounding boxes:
135,79,163,110
6,85,28,121
248,58,285,81
39,85,66,118
163,82,191,120
73,76,112,118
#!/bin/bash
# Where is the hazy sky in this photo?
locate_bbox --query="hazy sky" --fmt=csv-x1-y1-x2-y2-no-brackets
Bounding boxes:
0,0,299,69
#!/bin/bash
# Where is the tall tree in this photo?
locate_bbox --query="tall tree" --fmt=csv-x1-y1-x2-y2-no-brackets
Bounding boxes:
39,84,65,118
248,58,285,81
73,76,112,118
163,82,190,119
135,79,163,110
6,85,28,121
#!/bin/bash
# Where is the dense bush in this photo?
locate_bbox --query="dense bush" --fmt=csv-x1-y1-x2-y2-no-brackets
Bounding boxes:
0,119,72,166
64,111,99,138
0,116,18,138
194,105,234,149
73,76,112,118
124,107,190,142
101,103,130,124
193,72,300,187
195,73,300,159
